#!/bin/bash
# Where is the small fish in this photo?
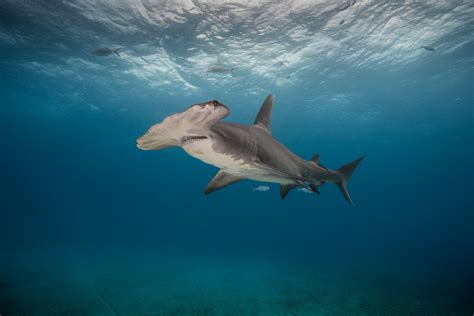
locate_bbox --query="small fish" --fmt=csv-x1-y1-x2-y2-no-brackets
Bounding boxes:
252,185,270,192
336,0,355,12
207,65,237,74
339,19,345,25
92,47,122,57
336,2,350,12
297,187,313,194
421,45,435,51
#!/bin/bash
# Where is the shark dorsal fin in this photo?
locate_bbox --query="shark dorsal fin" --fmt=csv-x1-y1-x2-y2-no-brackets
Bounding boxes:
254,94,275,134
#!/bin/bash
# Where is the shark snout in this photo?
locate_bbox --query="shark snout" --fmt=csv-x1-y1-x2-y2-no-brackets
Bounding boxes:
137,99,229,151
136,134,154,150
136,127,178,151
136,129,163,150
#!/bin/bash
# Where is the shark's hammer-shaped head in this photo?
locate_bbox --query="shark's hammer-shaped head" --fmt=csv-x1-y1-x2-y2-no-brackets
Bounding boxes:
136,100,229,150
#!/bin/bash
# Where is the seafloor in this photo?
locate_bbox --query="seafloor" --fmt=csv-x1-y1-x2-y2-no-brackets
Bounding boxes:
1,248,471,315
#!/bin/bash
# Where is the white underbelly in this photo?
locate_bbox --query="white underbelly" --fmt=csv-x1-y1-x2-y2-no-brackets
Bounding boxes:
182,139,292,184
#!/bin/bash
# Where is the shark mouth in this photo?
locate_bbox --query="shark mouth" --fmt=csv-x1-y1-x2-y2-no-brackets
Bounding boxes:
180,135,208,146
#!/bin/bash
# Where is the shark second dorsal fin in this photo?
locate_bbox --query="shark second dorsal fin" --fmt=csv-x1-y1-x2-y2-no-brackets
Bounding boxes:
204,170,244,195
310,153,329,171
310,154,320,164
254,94,275,134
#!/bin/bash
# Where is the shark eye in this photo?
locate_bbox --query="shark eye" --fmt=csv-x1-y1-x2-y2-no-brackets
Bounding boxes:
212,100,219,106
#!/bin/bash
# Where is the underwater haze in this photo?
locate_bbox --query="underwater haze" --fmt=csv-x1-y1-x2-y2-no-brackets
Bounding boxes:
1,0,473,314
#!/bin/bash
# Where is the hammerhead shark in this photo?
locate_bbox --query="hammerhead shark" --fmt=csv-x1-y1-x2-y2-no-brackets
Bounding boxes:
137,95,364,204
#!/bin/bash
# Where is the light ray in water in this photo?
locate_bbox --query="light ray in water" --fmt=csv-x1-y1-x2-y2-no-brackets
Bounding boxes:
90,283,122,316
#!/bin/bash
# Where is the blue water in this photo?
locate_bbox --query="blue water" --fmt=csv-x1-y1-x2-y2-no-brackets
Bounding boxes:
1,1,473,315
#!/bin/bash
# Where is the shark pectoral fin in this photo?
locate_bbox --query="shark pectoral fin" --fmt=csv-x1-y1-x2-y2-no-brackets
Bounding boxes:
204,170,244,195
253,94,274,134
280,184,298,199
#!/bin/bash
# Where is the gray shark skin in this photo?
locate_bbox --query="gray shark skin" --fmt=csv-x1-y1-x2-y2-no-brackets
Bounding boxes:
137,95,364,205
92,47,122,57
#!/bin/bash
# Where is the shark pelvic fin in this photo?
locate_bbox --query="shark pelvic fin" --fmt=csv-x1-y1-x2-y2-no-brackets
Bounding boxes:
254,94,274,134
310,183,320,194
280,184,298,199
204,170,243,195
310,181,325,194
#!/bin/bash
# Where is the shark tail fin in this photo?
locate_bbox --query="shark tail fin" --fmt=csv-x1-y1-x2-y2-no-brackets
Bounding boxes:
335,156,364,206
113,48,122,57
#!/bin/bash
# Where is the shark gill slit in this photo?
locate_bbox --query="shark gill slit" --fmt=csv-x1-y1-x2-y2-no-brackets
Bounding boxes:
181,135,208,145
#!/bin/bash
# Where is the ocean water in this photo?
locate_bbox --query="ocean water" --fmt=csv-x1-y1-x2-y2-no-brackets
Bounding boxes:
1,1,473,315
